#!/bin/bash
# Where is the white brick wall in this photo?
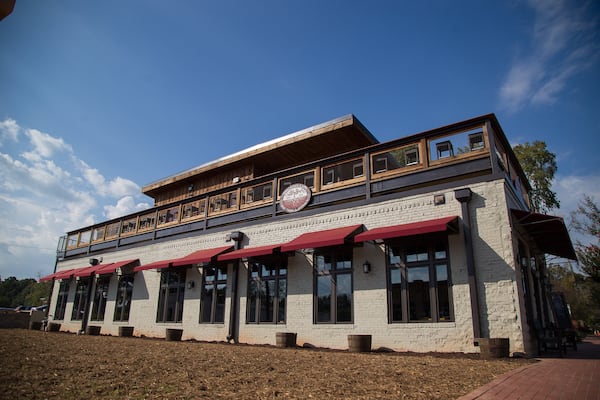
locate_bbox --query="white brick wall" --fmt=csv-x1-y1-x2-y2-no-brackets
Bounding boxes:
51,179,527,354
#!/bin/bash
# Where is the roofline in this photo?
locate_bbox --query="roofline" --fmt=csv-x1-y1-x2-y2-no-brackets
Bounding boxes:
142,114,377,193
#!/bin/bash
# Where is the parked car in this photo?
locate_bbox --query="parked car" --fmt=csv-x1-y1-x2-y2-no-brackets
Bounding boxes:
14,305,33,313
32,305,48,312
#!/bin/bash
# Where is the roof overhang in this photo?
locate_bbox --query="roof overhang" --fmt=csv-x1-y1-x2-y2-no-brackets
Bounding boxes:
511,209,577,260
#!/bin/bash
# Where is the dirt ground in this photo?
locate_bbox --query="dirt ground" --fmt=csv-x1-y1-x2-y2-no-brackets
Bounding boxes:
0,329,533,400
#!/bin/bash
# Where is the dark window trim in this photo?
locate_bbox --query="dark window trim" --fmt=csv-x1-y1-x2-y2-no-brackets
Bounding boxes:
313,245,354,324
113,274,135,322
90,276,110,321
200,264,228,324
156,269,186,323
246,255,287,325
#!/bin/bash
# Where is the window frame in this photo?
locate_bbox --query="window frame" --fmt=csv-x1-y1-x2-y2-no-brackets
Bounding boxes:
114,274,135,322
313,246,354,324
246,255,287,324
156,269,186,323
54,280,70,320
71,278,90,321
386,234,454,323
200,264,228,324
90,275,110,321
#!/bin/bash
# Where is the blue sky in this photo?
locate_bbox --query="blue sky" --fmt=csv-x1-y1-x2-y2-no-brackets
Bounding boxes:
1,0,599,280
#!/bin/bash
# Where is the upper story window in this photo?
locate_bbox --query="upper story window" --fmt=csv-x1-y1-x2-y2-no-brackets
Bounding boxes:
209,190,238,214
321,158,364,187
242,182,273,205
429,128,487,163
181,199,205,221
66,233,79,249
105,222,120,240
121,217,137,235
91,226,105,242
157,206,180,227
279,171,315,195
78,230,91,247
138,212,156,231
372,144,420,175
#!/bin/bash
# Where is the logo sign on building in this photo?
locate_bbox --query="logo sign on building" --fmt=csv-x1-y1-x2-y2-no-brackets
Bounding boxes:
279,184,312,213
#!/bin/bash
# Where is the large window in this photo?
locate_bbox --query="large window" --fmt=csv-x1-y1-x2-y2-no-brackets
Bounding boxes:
114,275,135,322
156,269,186,323
200,265,228,323
246,256,287,324
90,276,110,321
314,246,353,323
71,278,90,321
54,281,69,320
387,236,452,323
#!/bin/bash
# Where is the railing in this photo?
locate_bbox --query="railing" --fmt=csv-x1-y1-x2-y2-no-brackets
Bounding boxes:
57,120,529,257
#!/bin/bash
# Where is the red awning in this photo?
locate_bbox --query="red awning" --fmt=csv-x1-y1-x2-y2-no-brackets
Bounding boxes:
354,216,459,243
53,268,75,280
96,259,139,275
171,246,233,267
133,259,174,272
73,265,102,278
217,244,281,261
39,272,56,282
280,224,363,253
511,209,577,260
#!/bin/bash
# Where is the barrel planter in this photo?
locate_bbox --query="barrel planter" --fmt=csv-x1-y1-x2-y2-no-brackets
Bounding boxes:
29,321,43,330
47,322,61,332
479,338,510,359
348,334,372,353
165,328,183,341
86,325,101,336
276,332,297,348
118,326,134,337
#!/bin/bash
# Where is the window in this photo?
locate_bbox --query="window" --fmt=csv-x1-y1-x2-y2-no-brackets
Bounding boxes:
209,191,238,214
242,182,273,205
121,218,137,235
182,200,205,220
157,206,180,226
321,158,364,187
71,278,90,321
54,281,69,320
247,256,287,324
372,144,420,174
279,171,315,195
314,246,353,323
66,233,79,249
91,226,105,242
156,269,186,323
138,212,156,231
200,265,227,323
114,275,135,322
387,236,452,323
90,276,110,321
78,230,91,246
105,222,120,239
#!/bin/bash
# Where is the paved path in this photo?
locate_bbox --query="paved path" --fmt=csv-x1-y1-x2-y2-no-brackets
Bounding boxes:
459,336,600,400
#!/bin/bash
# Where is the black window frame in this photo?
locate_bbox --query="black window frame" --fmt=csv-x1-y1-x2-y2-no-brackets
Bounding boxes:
71,278,90,321
90,275,110,321
386,234,454,323
156,269,186,323
200,264,228,324
54,280,69,320
313,245,354,324
114,274,135,322
246,255,287,324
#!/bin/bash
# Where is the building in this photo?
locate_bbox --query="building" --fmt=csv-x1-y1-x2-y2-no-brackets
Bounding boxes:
41,113,576,355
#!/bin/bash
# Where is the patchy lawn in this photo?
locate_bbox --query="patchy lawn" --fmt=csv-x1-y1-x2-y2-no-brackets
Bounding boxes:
0,329,533,399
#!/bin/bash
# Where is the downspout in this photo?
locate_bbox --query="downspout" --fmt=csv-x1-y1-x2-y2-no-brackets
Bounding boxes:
227,231,244,343
454,188,482,342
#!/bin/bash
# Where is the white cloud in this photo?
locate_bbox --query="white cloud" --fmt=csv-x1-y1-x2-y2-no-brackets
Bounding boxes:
0,118,149,279
499,0,598,112
0,118,20,144
104,196,150,219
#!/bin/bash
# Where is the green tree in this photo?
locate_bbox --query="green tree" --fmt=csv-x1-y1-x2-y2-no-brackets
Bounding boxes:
0,277,49,308
570,195,600,282
513,141,560,213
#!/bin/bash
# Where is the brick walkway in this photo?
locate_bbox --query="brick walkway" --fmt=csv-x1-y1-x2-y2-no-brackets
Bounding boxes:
459,336,600,400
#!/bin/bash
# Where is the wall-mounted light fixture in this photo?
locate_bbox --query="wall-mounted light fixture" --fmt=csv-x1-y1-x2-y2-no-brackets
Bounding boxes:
187,280,195,289
520,257,528,268
434,194,446,205
362,261,371,274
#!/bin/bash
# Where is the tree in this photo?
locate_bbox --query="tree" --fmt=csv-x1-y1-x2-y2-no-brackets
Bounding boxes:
570,195,600,282
513,141,560,213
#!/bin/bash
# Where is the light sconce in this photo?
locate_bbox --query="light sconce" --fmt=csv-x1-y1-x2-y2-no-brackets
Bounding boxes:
434,194,446,205
187,280,195,289
362,261,371,274
520,257,528,268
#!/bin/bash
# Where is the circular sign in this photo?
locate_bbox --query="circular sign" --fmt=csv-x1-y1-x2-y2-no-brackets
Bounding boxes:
280,183,312,213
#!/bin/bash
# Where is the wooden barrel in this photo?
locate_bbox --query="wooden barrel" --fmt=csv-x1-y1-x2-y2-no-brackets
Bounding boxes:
86,325,101,335
118,326,134,337
276,332,297,348
479,338,509,359
165,328,183,341
29,321,43,330
348,334,372,353
47,322,61,332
